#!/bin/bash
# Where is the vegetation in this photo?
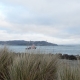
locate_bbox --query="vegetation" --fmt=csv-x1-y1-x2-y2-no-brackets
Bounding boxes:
0,40,58,46
0,47,80,80
58,61,80,80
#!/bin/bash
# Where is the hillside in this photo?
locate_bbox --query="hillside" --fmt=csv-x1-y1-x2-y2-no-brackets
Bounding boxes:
0,40,58,46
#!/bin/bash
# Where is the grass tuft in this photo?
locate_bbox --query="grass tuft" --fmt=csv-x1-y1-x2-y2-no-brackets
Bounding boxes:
0,47,80,80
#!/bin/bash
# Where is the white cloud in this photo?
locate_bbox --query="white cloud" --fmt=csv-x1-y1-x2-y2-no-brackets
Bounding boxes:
1,0,80,15
0,0,80,44
0,30,80,44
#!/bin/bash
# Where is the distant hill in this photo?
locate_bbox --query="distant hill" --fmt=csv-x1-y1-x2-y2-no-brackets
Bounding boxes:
0,40,58,46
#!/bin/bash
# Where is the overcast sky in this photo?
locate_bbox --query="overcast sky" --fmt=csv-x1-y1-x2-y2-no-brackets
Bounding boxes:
0,0,80,44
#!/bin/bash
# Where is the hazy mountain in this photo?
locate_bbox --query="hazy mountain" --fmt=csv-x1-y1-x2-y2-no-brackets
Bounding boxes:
0,40,58,46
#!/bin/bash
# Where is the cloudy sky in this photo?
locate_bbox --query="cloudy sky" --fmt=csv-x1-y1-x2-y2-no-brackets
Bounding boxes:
0,0,80,44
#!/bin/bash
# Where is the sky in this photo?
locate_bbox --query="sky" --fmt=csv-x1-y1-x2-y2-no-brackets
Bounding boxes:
0,0,80,44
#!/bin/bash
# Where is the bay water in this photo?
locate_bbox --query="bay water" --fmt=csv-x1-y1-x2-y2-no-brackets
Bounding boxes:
0,45,80,55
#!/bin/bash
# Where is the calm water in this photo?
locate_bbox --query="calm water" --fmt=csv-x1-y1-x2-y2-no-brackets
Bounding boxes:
0,45,80,55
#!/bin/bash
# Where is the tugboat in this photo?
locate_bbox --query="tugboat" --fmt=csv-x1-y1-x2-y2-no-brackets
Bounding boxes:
26,44,36,50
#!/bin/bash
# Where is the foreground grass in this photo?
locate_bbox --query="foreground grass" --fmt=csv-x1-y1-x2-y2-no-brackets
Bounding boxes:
0,48,58,80
58,62,80,80
0,47,80,80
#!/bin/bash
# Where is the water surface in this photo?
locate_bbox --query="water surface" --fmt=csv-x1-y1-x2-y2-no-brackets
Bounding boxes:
0,45,80,55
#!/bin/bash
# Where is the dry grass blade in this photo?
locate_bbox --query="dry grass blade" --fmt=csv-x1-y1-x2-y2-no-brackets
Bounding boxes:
59,62,80,80
0,47,14,80
9,54,58,80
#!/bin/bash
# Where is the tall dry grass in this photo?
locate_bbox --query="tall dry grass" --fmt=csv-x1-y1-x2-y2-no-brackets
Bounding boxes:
0,47,14,80
0,47,58,80
9,54,58,80
0,47,80,80
58,60,80,80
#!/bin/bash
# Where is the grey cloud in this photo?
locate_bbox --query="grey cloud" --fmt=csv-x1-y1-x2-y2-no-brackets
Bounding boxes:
1,4,56,25
0,0,80,44
1,0,80,27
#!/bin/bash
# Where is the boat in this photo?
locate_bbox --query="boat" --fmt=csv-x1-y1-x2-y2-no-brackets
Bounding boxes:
26,44,36,49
